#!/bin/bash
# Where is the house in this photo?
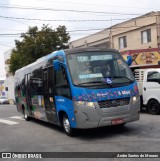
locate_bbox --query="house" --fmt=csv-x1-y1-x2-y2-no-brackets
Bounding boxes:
69,11,160,67
69,11,160,50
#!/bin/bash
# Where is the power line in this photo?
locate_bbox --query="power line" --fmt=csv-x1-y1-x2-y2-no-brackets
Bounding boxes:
0,28,107,35
0,15,131,22
0,5,144,15
1,13,157,23
4,17,29,26
0,35,20,37
0,1,158,11
0,43,14,47
0,29,24,31
0,24,153,36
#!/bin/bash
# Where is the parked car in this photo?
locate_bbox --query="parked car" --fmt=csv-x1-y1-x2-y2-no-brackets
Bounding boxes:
0,97,9,104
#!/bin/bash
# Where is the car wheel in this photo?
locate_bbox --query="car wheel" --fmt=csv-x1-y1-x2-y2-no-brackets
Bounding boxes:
23,109,30,121
147,99,160,115
62,114,74,136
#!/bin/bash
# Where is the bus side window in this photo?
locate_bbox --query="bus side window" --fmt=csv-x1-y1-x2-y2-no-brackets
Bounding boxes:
21,79,26,97
43,71,48,95
55,66,71,98
30,68,43,96
48,67,54,95
55,67,68,86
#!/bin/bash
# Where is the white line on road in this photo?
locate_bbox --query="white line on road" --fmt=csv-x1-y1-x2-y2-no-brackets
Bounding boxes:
0,119,18,125
10,116,24,120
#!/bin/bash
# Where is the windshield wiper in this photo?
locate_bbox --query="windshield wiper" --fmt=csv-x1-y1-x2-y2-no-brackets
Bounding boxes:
112,76,133,82
76,81,112,87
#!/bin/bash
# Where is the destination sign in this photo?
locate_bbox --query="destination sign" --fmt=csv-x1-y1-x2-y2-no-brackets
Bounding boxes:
77,55,113,62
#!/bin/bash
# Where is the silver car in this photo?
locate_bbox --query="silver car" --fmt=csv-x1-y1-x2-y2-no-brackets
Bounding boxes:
0,97,9,104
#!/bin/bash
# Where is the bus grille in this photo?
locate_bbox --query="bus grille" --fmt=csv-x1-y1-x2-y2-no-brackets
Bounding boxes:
98,97,130,108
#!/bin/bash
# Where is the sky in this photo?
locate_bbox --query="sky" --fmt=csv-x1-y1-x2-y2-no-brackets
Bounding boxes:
0,0,160,79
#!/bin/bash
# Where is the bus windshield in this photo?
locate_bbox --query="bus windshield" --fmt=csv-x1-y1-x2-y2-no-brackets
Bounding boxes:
67,51,135,87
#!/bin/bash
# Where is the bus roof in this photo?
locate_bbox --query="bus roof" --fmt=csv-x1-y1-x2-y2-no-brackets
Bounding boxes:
65,47,118,55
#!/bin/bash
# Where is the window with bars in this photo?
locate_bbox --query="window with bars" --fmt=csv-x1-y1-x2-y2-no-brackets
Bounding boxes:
141,29,151,43
118,36,127,49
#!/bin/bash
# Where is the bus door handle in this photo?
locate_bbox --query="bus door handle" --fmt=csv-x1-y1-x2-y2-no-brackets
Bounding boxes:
143,87,146,91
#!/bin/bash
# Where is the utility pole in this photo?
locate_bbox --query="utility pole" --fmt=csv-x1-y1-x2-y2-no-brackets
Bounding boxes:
109,18,113,49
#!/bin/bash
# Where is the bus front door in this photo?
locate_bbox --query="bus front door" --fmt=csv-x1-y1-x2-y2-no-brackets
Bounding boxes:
43,67,58,123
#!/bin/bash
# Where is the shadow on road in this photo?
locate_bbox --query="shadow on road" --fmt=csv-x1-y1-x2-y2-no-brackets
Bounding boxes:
28,117,138,139
28,117,64,134
75,125,138,139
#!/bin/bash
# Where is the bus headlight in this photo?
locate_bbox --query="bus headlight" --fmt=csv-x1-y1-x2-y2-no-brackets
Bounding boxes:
74,101,96,109
131,94,139,104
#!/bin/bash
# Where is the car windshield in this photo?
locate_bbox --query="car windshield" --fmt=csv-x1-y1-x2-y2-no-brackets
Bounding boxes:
67,51,135,87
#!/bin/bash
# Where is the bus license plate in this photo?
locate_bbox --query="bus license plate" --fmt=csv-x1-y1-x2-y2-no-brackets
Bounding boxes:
111,118,124,125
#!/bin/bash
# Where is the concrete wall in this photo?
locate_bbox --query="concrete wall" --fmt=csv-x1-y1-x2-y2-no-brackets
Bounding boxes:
69,29,110,48
4,76,15,100
113,24,157,51
112,13,157,51
3,49,15,100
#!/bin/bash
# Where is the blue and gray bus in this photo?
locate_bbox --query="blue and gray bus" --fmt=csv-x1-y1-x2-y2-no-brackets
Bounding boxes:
14,48,140,136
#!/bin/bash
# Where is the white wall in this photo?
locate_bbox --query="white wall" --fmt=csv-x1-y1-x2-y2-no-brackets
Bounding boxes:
3,49,15,100
4,76,15,100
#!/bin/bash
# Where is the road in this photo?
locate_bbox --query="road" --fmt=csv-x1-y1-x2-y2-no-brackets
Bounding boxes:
0,105,160,161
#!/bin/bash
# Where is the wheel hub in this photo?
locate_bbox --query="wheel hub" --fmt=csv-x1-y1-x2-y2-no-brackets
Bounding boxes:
63,117,70,133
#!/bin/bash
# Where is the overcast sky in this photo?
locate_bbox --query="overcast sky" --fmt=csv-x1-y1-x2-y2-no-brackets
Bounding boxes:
0,0,160,79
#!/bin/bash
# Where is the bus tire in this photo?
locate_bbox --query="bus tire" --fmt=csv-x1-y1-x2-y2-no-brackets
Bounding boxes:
147,99,160,115
23,108,30,121
62,114,74,136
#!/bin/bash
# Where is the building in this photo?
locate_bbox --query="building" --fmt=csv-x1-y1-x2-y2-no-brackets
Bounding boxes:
0,79,5,97
69,11,160,50
3,49,15,101
69,11,160,67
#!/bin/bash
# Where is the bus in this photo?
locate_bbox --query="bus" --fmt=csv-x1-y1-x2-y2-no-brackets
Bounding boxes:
14,48,140,136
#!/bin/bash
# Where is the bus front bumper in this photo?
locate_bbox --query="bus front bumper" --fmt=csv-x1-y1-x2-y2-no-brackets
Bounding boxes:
74,113,140,129
73,98,140,129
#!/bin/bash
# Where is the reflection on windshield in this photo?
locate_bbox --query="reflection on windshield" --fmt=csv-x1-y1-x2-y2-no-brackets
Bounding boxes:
67,51,135,87
76,80,113,88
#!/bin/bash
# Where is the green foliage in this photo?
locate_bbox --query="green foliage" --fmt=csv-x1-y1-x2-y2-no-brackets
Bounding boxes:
9,25,70,74
9,50,22,75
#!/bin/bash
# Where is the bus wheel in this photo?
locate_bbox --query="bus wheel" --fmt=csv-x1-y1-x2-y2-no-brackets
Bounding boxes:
147,99,160,115
62,114,74,136
23,109,30,121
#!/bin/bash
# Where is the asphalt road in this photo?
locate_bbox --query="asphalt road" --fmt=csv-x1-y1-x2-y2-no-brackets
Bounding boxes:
0,105,160,161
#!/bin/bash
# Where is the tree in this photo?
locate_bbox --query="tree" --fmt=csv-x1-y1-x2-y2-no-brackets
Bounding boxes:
9,25,70,74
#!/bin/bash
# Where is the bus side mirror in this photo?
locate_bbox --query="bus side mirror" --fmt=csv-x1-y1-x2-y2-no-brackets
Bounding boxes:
53,60,60,71
126,55,132,66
